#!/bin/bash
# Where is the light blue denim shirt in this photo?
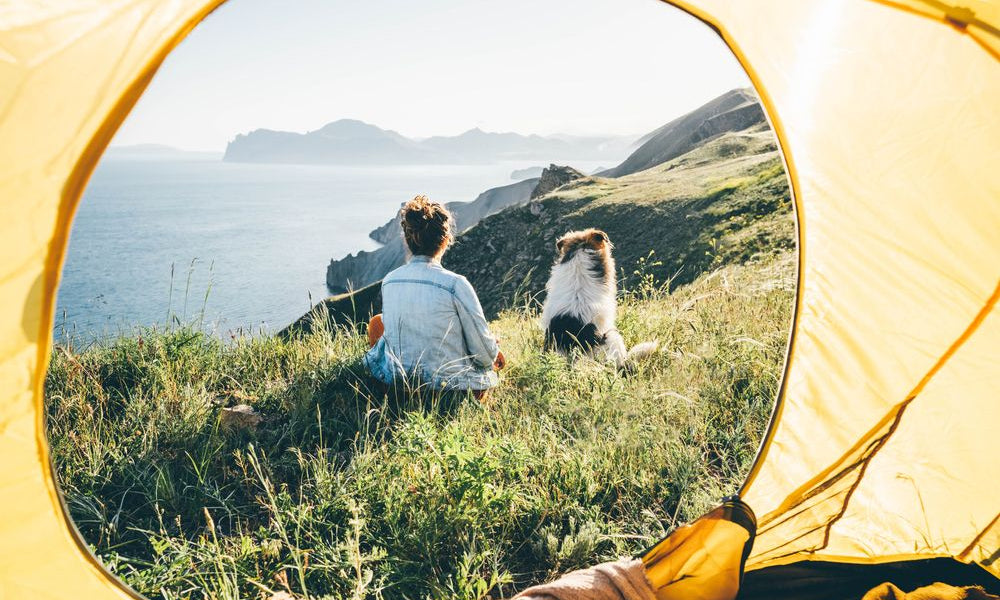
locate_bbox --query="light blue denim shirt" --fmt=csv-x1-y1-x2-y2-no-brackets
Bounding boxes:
363,255,500,391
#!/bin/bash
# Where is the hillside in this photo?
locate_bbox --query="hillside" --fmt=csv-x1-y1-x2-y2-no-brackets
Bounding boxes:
224,119,635,165
322,88,777,300
601,88,764,177
444,123,793,318
47,252,795,600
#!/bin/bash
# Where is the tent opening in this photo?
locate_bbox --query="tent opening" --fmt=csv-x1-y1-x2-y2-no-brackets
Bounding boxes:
10,0,997,599
37,1,799,599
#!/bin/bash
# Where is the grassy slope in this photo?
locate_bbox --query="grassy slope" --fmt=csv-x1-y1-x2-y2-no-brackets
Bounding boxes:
46,252,794,600
445,123,794,318
284,123,793,334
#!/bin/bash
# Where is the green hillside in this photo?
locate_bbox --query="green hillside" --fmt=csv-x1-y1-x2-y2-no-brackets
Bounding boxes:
444,123,794,318
47,252,794,600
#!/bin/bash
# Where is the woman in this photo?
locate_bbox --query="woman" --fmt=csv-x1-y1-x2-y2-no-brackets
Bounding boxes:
363,195,505,399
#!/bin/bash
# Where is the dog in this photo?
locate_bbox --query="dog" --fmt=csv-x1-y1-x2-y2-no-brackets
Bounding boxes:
540,228,658,369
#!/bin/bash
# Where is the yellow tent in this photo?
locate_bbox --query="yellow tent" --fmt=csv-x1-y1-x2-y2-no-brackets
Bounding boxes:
0,1,997,599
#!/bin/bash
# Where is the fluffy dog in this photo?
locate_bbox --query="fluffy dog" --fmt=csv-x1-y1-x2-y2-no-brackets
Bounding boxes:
540,228,658,368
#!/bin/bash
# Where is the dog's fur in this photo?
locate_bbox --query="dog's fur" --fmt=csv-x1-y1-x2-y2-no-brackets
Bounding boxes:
540,228,658,368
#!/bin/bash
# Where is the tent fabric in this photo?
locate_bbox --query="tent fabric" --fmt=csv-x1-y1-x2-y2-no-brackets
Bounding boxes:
0,1,998,599
667,0,1000,578
642,499,756,600
0,3,225,598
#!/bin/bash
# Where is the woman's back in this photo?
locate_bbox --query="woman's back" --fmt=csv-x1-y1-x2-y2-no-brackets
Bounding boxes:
364,255,499,391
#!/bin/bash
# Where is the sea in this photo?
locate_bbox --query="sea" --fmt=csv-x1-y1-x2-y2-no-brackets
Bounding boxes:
56,157,606,342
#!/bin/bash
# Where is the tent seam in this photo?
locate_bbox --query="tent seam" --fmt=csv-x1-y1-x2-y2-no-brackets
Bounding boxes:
957,510,1000,562
866,0,1000,59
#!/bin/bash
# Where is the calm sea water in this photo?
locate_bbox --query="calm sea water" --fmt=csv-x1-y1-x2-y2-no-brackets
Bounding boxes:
56,158,602,341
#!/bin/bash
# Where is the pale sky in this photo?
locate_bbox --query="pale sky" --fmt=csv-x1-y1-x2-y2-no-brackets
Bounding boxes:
113,0,750,151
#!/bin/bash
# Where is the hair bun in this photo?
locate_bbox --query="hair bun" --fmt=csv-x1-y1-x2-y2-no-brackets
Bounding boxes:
400,195,453,256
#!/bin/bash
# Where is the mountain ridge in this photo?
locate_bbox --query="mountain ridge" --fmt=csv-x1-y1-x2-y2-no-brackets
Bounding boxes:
601,88,763,177
224,119,636,165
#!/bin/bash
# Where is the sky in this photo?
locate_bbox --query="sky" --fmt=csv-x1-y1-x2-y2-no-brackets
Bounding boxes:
113,0,751,151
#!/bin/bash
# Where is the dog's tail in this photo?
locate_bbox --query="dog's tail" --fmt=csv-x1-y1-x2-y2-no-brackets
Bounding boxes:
618,340,660,375
627,341,660,361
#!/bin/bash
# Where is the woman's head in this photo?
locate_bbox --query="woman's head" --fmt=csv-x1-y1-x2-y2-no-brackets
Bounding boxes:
400,195,453,258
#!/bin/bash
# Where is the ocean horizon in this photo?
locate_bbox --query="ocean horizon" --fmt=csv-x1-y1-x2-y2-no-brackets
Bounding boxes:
55,157,606,342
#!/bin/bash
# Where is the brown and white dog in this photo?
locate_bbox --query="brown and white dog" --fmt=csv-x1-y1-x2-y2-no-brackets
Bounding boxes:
540,228,658,368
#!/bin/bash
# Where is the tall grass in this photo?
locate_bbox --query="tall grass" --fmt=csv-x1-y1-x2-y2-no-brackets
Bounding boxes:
46,252,795,600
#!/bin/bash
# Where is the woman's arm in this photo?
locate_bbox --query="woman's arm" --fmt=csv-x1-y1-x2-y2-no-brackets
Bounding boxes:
452,276,501,369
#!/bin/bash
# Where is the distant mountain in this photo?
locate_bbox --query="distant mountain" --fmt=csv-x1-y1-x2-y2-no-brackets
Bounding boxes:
223,119,432,164
223,119,636,165
601,88,765,177
104,144,221,160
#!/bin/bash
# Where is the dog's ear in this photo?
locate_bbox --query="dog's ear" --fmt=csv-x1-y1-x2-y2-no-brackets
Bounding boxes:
590,230,611,247
556,236,568,254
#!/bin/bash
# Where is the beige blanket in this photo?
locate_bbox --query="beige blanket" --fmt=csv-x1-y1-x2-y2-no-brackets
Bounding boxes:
511,559,1000,600
512,559,657,600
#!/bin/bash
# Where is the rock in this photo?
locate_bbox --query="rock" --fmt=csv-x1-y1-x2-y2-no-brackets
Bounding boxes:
326,240,407,293
530,164,587,199
220,404,263,431
368,208,405,244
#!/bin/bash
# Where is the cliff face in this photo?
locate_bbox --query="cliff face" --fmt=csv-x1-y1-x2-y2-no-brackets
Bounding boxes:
326,178,539,292
325,241,407,294
530,164,586,199
601,88,765,178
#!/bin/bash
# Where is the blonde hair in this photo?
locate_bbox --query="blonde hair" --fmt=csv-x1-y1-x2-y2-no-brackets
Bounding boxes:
400,195,453,257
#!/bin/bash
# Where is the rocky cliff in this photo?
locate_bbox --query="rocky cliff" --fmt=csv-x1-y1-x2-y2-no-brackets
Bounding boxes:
529,164,586,199
303,122,791,330
326,177,539,291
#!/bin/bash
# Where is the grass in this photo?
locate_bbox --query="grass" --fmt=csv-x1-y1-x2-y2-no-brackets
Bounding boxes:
46,251,795,600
